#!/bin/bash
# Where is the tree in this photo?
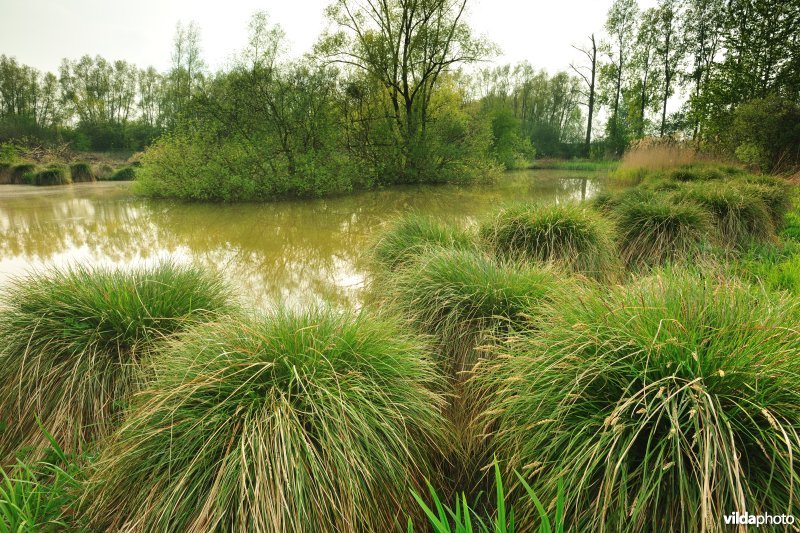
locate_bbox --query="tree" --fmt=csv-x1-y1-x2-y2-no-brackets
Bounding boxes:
603,0,639,151
630,9,660,137
570,34,599,156
681,0,725,139
655,0,683,136
318,0,494,182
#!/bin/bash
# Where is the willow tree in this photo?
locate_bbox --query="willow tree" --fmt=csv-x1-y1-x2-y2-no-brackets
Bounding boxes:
318,0,493,182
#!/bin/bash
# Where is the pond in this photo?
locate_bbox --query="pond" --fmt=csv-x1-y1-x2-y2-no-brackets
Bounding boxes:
0,169,608,309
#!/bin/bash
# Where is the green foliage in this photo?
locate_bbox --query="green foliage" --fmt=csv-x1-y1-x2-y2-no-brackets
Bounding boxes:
488,108,535,170
728,96,800,172
68,162,95,183
480,203,616,279
614,196,712,267
475,269,800,530
10,163,36,184
0,426,83,532
33,165,70,186
0,262,232,460
109,166,135,181
371,214,475,273
735,240,800,296
410,460,565,533
384,247,558,377
81,311,449,532
675,182,774,247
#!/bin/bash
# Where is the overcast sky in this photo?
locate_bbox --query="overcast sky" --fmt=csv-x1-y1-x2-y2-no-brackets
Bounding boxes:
1,0,658,75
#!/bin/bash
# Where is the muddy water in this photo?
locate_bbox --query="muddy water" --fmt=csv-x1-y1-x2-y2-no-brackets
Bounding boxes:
0,170,607,308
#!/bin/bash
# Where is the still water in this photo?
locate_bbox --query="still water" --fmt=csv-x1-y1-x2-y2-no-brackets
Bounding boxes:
0,170,606,309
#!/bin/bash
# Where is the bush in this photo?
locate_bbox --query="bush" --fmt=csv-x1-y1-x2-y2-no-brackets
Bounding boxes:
728,96,800,172
475,270,800,530
81,311,449,532
675,183,774,247
371,214,474,273
614,196,712,267
480,203,616,279
109,166,136,181
69,162,95,183
0,263,231,460
33,165,71,186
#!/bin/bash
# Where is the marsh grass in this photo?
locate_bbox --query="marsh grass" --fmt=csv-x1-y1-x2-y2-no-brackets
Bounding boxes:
675,182,774,247
614,196,712,267
383,247,563,496
371,214,475,273
33,165,71,186
10,163,36,185
480,203,616,279
0,262,232,460
109,166,136,181
81,311,450,532
474,270,800,531
385,247,558,378
0,425,83,531
69,162,95,183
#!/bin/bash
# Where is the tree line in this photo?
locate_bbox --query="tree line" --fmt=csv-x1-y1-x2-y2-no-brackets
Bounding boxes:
1,0,798,178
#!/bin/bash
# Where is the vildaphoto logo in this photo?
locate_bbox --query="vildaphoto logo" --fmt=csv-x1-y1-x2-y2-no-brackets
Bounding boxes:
724,511,795,527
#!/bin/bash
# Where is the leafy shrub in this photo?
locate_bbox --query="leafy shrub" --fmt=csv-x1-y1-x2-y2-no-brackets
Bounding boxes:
81,311,449,532
614,196,712,267
0,263,232,459
480,203,616,279
475,270,800,530
371,214,475,273
69,162,95,183
33,165,71,186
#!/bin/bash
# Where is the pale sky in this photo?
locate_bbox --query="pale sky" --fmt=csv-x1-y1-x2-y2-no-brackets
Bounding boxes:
0,0,657,75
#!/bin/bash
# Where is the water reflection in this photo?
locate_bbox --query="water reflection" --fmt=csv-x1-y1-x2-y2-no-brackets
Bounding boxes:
0,171,606,309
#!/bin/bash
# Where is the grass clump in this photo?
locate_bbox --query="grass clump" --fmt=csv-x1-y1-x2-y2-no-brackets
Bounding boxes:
386,247,558,377
81,311,449,532
0,262,231,460
10,163,36,184
371,214,474,272
480,203,616,279
736,178,793,227
475,270,800,531
109,166,136,181
69,162,95,183
676,183,774,247
33,165,71,186
614,196,712,267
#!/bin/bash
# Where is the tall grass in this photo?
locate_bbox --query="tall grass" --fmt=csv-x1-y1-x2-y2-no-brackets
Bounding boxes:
475,269,800,531
69,162,95,183
0,262,231,460
480,204,616,279
385,247,558,377
109,166,136,181
0,425,82,531
614,196,712,267
675,183,774,247
410,460,565,533
371,214,474,273
10,163,36,185
33,165,71,186
81,311,449,532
